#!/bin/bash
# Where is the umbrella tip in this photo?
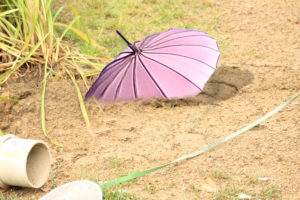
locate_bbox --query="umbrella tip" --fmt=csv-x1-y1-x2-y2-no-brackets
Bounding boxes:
116,30,130,45
116,30,138,53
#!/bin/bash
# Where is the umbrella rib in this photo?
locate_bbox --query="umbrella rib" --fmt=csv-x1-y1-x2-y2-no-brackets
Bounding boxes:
142,52,217,70
86,56,131,99
137,56,167,98
94,58,133,99
97,53,133,77
118,51,133,56
144,44,219,53
144,29,208,48
133,56,138,98
141,54,203,92
140,33,160,49
144,29,194,48
114,57,135,100
145,34,214,50
93,58,133,97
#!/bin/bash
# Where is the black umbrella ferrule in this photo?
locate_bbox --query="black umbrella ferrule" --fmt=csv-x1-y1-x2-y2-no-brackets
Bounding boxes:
116,30,139,53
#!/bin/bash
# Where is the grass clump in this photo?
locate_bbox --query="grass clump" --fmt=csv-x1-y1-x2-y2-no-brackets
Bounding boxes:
260,185,281,199
0,0,106,141
107,156,121,169
210,170,230,180
211,184,244,200
103,188,143,200
211,175,281,200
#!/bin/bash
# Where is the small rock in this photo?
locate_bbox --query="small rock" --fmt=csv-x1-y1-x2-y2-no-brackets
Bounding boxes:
258,177,269,181
95,129,112,134
238,193,252,199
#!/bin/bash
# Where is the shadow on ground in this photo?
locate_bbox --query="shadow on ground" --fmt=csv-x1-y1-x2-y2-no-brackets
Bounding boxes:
148,65,254,108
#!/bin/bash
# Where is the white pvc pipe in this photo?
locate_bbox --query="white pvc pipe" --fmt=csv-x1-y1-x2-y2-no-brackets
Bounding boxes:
0,134,51,189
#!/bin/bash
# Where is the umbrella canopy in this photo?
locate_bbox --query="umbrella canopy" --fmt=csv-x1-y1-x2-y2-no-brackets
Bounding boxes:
85,28,220,102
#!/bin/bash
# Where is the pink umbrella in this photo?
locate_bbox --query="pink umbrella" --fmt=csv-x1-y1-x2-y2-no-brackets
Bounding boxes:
85,28,220,101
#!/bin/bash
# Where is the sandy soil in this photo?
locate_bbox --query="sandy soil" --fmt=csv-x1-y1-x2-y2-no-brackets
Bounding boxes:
1,0,299,199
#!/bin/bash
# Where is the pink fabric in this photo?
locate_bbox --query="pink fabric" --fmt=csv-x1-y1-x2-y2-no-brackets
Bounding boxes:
86,28,220,101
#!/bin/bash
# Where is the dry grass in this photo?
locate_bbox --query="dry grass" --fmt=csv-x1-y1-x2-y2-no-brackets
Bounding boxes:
0,0,108,144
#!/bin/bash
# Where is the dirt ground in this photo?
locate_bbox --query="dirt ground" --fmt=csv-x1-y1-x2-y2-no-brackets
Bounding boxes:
1,0,300,199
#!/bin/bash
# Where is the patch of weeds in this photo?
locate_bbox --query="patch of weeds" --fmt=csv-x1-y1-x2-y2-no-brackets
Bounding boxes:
217,39,231,55
184,192,196,200
158,4,183,22
210,170,230,180
0,193,23,200
101,37,127,57
197,168,209,179
210,15,221,32
49,161,64,188
87,16,103,29
86,0,104,9
250,48,263,59
200,0,214,9
260,185,281,199
144,183,157,194
79,166,100,182
107,155,121,168
167,182,176,189
50,172,58,188
78,42,105,57
211,171,281,200
188,183,202,196
54,25,82,42
244,174,260,185
211,184,243,200
103,187,144,200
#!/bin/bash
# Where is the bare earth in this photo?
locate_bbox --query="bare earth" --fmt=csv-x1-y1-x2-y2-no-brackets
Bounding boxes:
1,0,299,199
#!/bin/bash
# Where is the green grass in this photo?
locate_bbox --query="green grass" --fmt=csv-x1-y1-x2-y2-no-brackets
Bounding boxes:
0,96,21,102
210,172,281,200
104,156,140,188
107,155,121,169
103,188,144,200
211,184,244,200
210,170,230,180
260,185,281,199
243,174,260,185
0,128,4,136
57,0,224,58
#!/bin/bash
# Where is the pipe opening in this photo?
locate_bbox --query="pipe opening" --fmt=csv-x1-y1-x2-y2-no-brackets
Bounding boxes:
26,143,50,188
